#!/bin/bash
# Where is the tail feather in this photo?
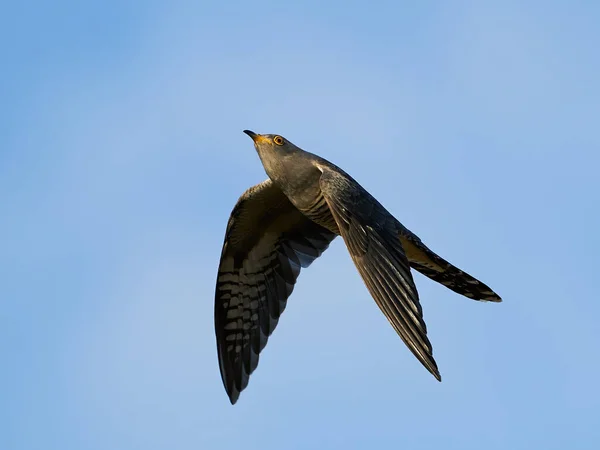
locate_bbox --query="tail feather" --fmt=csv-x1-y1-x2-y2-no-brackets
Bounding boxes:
399,232,502,302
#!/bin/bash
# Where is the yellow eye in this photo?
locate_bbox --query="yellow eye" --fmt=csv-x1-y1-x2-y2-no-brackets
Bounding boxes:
273,135,284,146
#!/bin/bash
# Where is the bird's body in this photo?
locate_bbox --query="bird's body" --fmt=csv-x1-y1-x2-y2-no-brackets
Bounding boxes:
214,131,501,404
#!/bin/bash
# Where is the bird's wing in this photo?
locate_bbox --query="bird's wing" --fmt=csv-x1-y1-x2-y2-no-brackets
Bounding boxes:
215,179,336,404
397,226,502,302
318,166,440,381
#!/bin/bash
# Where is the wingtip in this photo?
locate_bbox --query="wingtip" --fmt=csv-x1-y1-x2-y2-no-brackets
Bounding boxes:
425,361,442,382
228,391,239,405
223,382,240,405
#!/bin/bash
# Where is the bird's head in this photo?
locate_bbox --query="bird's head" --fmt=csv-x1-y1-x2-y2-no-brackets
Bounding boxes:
242,130,310,184
243,130,296,154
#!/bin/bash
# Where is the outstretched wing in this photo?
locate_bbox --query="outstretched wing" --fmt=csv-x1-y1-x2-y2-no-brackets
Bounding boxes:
215,179,336,404
318,166,440,381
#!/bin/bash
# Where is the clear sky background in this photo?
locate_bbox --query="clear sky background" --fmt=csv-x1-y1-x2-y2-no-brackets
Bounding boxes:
2,1,599,449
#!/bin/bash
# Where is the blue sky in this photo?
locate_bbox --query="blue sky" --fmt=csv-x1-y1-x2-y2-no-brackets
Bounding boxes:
2,1,599,449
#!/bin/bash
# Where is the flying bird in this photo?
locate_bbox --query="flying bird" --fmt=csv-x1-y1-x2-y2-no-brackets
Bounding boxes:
215,130,501,404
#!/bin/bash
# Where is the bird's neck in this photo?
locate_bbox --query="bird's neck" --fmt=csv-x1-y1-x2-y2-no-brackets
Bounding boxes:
256,147,288,184
257,148,320,198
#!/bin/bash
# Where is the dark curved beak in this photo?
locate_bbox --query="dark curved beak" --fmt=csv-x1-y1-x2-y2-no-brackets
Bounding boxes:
243,130,258,141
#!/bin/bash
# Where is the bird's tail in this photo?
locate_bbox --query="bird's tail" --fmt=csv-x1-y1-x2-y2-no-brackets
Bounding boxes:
399,233,501,302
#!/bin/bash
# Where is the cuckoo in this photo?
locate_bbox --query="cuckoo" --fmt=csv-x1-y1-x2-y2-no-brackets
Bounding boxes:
214,130,501,404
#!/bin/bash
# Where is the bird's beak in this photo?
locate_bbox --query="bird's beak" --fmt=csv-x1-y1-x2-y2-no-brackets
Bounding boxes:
243,130,268,144
243,130,257,139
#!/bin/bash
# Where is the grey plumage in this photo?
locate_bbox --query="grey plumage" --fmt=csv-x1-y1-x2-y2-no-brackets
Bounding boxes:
214,130,501,404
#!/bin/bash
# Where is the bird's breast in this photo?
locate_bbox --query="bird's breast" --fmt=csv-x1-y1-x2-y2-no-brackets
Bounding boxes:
296,193,340,235
272,158,340,234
